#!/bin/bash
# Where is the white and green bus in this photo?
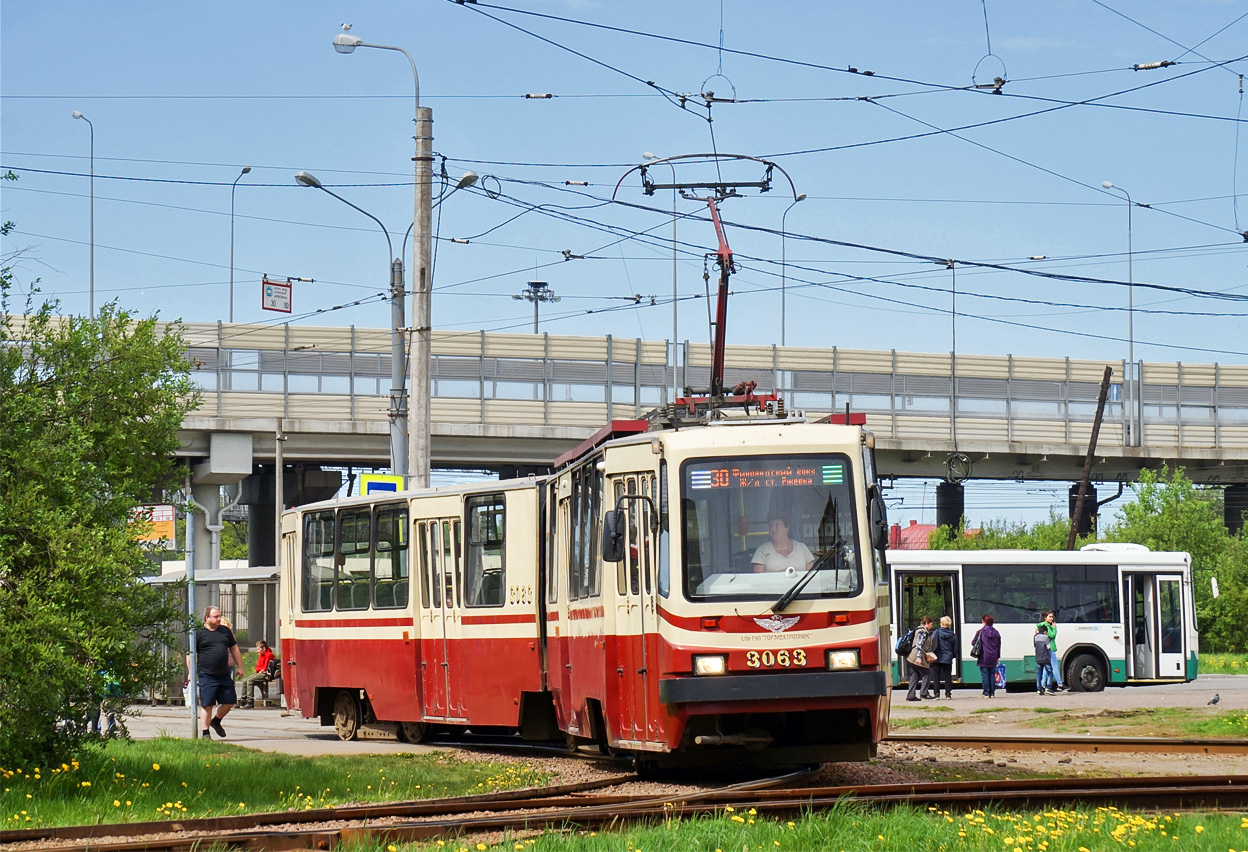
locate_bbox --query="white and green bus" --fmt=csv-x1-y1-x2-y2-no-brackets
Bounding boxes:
888,545,1197,692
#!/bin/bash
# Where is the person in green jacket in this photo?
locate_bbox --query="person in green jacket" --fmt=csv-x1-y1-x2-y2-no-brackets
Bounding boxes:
1036,611,1069,691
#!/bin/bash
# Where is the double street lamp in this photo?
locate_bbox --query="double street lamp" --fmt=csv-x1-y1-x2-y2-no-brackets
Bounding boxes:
71,110,94,316
295,169,478,479
1101,180,1136,446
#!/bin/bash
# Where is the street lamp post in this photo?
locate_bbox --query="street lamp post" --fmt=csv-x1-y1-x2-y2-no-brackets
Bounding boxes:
229,166,252,323
71,110,94,316
512,281,560,333
296,170,408,478
1101,180,1135,446
780,193,806,348
643,152,680,400
333,25,434,489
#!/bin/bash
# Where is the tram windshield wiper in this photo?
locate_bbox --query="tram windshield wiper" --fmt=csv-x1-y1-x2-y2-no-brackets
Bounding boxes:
771,550,836,613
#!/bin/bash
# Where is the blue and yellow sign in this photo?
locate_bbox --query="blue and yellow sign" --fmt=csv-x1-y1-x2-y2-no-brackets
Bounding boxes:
360,473,405,495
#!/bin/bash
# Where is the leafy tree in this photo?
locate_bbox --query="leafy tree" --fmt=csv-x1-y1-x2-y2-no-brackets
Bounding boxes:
929,509,1092,551
0,292,198,765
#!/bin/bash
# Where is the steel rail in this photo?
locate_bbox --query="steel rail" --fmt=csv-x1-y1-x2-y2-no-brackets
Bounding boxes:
887,733,1248,755
12,774,1248,852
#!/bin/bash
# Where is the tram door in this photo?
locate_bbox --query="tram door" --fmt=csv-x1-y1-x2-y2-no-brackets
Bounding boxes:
894,571,961,682
281,528,300,712
1124,573,1185,679
614,475,664,746
419,519,466,720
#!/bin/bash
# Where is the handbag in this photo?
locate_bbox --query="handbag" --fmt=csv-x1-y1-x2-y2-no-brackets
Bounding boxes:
970,630,983,659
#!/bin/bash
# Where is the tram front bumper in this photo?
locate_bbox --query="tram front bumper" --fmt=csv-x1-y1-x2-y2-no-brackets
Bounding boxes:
659,670,886,704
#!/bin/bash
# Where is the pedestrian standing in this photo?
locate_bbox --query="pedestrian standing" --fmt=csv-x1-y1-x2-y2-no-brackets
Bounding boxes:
186,605,242,739
930,615,958,699
1036,610,1068,690
905,616,936,701
971,614,1002,698
1034,625,1056,695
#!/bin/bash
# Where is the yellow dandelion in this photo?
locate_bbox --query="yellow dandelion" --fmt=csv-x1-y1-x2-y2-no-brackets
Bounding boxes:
389,847,398,852
238,802,246,809
1195,826,1204,833
113,800,121,807
152,763,160,771
477,845,487,851
80,781,91,787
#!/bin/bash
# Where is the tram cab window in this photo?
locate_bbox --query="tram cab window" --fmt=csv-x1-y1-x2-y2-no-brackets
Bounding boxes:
465,494,504,607
567,463,602,601
681,454,863,603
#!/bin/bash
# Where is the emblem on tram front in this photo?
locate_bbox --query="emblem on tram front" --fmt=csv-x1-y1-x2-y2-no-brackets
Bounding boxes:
754,614,800,633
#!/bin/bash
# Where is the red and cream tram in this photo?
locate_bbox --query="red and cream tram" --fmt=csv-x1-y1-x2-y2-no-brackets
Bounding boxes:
279,413,892,766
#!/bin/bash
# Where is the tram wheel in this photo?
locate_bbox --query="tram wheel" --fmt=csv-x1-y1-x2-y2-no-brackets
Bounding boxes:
1067,653,1105,692
333,690,361,741
398,721,427,743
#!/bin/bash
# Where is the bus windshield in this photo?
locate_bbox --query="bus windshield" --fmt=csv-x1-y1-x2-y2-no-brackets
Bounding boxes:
680,453,863,603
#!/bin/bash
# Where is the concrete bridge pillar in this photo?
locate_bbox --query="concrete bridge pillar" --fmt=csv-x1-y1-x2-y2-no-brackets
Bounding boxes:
241,464,343,566
1225,484,1248,535
1068,483,1097,537
935,481,965,535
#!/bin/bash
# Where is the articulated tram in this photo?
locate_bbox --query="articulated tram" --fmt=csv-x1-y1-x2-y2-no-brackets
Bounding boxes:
279,412,893,767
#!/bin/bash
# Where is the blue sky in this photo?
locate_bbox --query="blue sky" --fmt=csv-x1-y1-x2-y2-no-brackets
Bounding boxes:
4,1,1247,526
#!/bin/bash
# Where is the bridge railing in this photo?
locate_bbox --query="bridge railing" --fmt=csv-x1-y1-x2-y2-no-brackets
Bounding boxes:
177,322,1248,450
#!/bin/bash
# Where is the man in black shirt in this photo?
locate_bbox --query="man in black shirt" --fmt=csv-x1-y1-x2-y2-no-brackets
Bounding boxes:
186,605,242,738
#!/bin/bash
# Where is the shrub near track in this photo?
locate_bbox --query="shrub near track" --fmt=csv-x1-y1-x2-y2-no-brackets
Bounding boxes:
1,736,551,829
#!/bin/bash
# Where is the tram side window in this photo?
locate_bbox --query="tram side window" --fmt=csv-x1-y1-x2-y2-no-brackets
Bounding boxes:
463,494,505,607
302,511,335,612
374,507,409,609
337,510,371,610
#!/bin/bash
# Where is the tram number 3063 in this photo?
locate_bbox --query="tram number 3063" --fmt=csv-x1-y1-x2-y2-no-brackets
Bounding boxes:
745,649,808,669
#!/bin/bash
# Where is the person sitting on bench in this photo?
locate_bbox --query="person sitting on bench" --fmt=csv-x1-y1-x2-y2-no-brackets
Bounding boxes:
238,640,277,708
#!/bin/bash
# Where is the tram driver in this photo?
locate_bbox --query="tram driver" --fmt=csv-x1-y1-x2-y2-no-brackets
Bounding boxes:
751,511,816,573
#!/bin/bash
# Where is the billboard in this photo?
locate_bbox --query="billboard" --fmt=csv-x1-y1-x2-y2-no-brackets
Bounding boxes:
132,504,177,546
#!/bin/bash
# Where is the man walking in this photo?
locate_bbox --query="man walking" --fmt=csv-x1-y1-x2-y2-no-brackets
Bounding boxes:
186,605,242,738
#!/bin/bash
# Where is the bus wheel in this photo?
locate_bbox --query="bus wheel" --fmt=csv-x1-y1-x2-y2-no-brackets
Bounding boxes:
333,691,361,741
398,721,427,743
1067,654,1105,692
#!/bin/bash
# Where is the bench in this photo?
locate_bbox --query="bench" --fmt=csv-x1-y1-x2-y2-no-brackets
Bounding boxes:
250,676,283,707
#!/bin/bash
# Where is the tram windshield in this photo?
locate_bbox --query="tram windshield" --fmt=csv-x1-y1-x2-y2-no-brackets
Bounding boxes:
681,453,863,603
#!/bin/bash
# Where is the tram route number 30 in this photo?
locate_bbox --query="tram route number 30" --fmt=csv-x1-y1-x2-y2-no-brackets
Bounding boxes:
745,649,807,669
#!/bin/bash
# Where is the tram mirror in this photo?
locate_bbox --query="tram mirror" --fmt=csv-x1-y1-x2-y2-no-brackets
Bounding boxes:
602,510,626,563
869,491,889,551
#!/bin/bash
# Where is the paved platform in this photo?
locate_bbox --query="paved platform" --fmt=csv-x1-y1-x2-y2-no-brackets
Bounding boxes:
120,704,445,756
120,675,1243,757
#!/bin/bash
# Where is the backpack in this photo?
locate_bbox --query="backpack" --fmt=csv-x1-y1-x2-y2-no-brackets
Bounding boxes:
895,628,915,657
264,658,281,680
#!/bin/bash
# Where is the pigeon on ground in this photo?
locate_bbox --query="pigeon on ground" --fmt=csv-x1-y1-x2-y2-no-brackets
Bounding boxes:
1208,693,1220,705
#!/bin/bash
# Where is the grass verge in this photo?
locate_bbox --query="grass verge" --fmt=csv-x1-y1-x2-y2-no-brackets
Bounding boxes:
1,737,551,829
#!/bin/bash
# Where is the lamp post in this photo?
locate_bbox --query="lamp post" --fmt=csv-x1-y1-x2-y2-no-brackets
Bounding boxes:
333,25,434,489
296,170,408,478
780,193,806,348
1101,180,1135,446
229,166,252,323
643,152,680,400
71,110,94,316
513,281,560,333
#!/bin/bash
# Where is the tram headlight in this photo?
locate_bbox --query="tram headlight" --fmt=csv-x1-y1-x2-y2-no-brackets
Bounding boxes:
825,649,861,671
692,654,728,676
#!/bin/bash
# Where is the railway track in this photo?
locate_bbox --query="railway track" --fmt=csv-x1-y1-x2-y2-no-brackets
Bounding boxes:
7,771,1247,852
887,732,1248,755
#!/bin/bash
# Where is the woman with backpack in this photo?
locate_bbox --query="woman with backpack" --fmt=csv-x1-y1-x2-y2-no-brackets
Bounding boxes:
971,614,1002,698
904,616,936,701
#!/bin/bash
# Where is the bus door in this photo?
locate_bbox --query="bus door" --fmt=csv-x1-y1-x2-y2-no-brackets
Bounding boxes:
895,570,961,681
1124,573,1185,680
